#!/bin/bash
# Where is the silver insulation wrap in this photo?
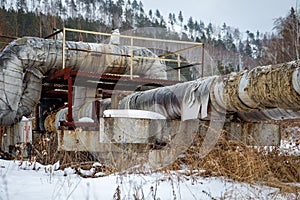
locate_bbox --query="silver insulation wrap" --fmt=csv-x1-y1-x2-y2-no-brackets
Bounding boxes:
119,61,300,122
118,76,216,120
0,36,300,125
0,37,167,125
212,61,300,121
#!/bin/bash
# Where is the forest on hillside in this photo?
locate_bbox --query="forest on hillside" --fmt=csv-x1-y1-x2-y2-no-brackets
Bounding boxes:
0,0,299,74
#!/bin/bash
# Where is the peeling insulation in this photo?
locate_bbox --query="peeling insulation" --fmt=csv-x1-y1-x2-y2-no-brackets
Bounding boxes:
210,61,300,111
245,63,300,110
0,36,300,125
118,76,216,120
119,61,300,122
0,37,166,125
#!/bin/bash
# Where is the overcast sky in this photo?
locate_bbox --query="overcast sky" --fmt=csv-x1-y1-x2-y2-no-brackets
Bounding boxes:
143,0,297,34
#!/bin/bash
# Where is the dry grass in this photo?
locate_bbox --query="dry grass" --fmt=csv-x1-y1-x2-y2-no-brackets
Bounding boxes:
30,124,300,196
169,133,300,194
32,131,119,176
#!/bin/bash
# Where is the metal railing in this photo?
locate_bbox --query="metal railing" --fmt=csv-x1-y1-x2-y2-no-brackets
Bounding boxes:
57,27,205,80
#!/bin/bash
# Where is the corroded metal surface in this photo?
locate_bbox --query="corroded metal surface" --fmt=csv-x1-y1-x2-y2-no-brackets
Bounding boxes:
226,122,280,146
118,76,216,120
57,117,281,153
238,109,300,122
117,61,300,122
0,37,167,125
211,62,300,114
1,36,300,126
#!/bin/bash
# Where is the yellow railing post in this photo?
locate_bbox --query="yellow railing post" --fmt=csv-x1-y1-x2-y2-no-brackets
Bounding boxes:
130,37,133,80
62,28,66,69
59,27,204,80
177,53,181,81
201,43,205,77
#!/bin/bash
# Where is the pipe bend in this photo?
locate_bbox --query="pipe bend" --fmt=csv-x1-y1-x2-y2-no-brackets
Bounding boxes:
0,37,169,125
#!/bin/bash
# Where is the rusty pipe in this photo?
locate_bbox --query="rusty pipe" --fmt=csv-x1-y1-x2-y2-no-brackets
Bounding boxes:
118,61,300,121
0,37,167,125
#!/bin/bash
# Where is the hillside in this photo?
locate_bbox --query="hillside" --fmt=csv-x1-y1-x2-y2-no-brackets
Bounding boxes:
0,0,298,74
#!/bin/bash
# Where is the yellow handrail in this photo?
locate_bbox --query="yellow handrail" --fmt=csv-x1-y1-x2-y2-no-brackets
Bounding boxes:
61,27,204,80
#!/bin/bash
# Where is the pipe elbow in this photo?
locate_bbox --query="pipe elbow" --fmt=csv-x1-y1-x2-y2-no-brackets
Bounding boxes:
0,111,20,126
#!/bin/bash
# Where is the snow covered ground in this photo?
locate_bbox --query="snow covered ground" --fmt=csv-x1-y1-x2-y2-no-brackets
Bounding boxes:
0,159,297,200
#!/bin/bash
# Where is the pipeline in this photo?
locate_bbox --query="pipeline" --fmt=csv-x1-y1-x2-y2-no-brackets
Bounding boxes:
0,36,300,125
118,61,300,121
0,37,167,125
118,76,215,120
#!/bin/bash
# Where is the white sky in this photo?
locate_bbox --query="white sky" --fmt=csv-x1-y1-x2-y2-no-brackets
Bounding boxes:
143,0,297,34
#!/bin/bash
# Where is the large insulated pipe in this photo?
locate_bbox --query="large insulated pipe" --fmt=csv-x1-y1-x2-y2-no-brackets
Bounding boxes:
0,37,167,125
1,36,300,125
119,76,216,120
118,61,300,121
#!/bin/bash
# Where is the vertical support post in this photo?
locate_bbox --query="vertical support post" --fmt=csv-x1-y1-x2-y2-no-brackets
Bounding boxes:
94,100,100,123
66,69,73,122
34,104,40,132
0,127,3,150
177,53,181,81
130,37,134,80
201,43,205,77
62,28,66,69
58,125,65,150
111,92,119,109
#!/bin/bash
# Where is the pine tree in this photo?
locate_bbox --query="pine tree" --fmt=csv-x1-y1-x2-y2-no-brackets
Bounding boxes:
238,40,243,53
206,22,213,42
83,0,92,21
254,31,263,58
148,9,152,19
117,0,125,7
187,16,194,37
172,13,176,24
138,1,144,14
178,10,183,24
222,22,227,34
124,7,133,28
131,0,138,11
69,0,78,18
274,7,300,61
233,28,240,42
168,13,174,31
244,39,252,57
178,11,183,38
155,9,160,19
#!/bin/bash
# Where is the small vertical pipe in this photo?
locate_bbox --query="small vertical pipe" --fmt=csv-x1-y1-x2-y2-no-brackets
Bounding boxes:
201,43,205,77
67,73,73,122
111,92,119,109
39,15,42,38
62,28,66,69
95,100,100,123
0,127,3,150
177,53,181,81
34,104,40,132
130,37,133,80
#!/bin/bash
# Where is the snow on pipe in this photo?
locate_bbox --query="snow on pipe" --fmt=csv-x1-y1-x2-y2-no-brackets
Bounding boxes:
118,76,216,121
53,60,300,123
0,37,167,125
118,61,300,121
44,98,112,133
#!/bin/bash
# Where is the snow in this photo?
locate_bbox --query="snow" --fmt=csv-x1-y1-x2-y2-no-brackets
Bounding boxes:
103,109,167,120
0,159,296,200
280,140,300,156
78,117,94,123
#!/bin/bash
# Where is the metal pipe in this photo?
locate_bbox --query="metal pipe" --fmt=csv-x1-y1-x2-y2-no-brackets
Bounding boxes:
0,36,167,125
1,36,300,126
118,61,300,122
118,76,216,120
